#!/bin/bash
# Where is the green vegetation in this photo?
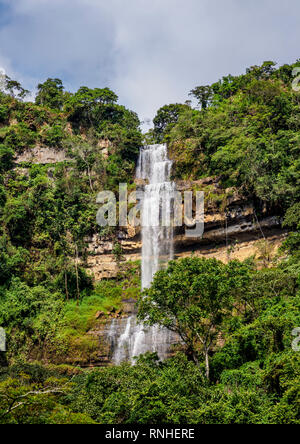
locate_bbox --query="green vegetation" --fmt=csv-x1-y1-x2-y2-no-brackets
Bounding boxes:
137,258,252,380
2,250,298,424
0,62,300,424
0,75,142,366
155,60,300,215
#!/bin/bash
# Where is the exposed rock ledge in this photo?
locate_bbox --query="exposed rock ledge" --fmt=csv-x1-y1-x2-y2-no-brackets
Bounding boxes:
86,230,287,281
82,179,287,279
15,146,71,164
14,140,111,164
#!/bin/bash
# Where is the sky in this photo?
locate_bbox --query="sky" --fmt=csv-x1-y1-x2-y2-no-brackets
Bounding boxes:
0,0,299,127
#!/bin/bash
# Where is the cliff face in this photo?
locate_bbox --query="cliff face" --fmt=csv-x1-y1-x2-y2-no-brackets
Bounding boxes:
14,145,286,278
15,145,71,164
86,177,287,280
14,140,111,164
75,176,286,367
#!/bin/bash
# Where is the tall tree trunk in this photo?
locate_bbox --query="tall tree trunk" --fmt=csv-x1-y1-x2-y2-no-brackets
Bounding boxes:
192,353,201,368
87,164,94,192
64,267,69,301
75,244,80,306
204,348,210,381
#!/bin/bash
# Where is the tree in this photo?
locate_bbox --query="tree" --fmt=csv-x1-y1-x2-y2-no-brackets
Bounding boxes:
0,104,9,123
246,61,276,79
0,378,68,422
76,86,118,106
282,203,300,253
137,257,252,380
153,103,190,142
0,145,14,173
36,78,65,110
73,141,96,192
260,61,277,77
0,374,95,424
64,86,118,129
189,85,213,109
1,76,29,100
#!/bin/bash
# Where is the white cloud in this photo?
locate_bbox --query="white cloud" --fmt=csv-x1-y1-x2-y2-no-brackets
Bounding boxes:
0,0,299,123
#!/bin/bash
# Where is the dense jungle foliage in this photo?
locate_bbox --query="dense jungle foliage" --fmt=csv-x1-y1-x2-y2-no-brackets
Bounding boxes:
0,62,299,424
0,75,142,370
154,60,300,215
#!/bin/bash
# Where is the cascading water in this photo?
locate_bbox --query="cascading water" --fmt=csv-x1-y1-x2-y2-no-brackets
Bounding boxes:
137,144,175,289
111,144,177,364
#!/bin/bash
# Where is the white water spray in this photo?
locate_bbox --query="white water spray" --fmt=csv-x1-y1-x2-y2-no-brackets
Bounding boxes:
137,144,175,289
111,144,176,364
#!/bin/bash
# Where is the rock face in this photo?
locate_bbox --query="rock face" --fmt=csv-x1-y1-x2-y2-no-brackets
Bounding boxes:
86,236,141,280
14,138,112,165
15,146,71,164
173,179,286,261
86,179,286,279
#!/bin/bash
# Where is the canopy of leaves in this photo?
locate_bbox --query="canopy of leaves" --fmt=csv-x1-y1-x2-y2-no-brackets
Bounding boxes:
165,60,300,215
153,103,190,142
36,78,65,110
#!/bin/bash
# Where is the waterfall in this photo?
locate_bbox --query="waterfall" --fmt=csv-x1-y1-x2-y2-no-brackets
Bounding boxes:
111,144,176,364
137,144,175,289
